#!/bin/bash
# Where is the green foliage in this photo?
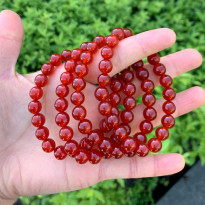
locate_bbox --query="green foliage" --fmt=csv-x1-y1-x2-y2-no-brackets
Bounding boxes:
1,0,205,204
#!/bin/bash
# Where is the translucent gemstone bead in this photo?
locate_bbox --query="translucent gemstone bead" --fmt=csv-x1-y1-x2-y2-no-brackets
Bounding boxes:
72,106,87,121
110,79,123,92
60,72,73,85
111,106,120,116
99,119,112,132
123,28,133,38
55,112,70,127
64,140,79,157
87,129,102,144
101,46,113,59
143,107,157,121
54,98,68,112
70,91,85,105
161,115,175,129
42,138,56,153
99,102,112,116
72,78,86,91
142,93,156,107
98,74,111,87
75,149,89,164
75,64,88,77
99,60,113,74
140,120,153,134
95,87,109,101
78,119,92,134
132,60,144,70
107,114,119,128
136,144,149,157
123,137,137,153
163,88,176,101
93,35,106,48
121,110,134,123
59,126,73,141
56,84,69,97
156,126,169,141
121,123,131,135
121,69,134,82
61,49,71,61
148,138,162,152
79,137,93,150
87,42,98,53
29,87,43,100
114,126,127,141
54,146,67,160
89,149,102,164
147,53,160,65
80,51,92,64
101,151,112,159
123,97,136,110
71,48,82,60
109,92,121,106
28,101,42,114
112,145,124,159
110,134,120,144
141,80,154,93
64,60,76,72
153,63,166,76
41,63,53,75
35,126,49,140
160,75,173,87
111,27,125,40
34,74,48,87
32,113,45,127
123,83,136,96
99,138,113,153
136,68,149,80
162,101,176,114
80,42,88,51
106,35,119,47
49,53,62,66
133,132,147,144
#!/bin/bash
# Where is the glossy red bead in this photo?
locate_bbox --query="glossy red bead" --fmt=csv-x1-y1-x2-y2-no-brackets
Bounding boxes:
141,80,154,93
147,53,160,65
142,93,156,107
107,114,119,128
99,118,112,132
54,98,68,112
106,35,119,47
49,53,62,66
72,106,87,121
59,126,73,141
112,145,124,159
121,69,134,82
28,101,42,114
123,97,136,110
136,144,149,157
98,74,111,87
132,60,144,70
70,91,85,105
64,140,79,156
123,83,136,96
75,64,88,77
32,113,45,127
99,60,113,74
95,87,109,101
65,60,76,72
110,79,123,92
99,138,113,153
133,132,147,144
71,48,82,60
55,112,70,127
78,119,92,134
29,87,43,100
80,42,88,51
101,46,113,59
140,120,153,134
41,63,53,75
123,28,133,38
42,138,56,153
80,51,92,64
114,126,127,141
60,72,73,85
111,106,120,116
160,75,173,87
72,78,86,91
99,102,112,116
148,138,162,152
87,129,102,144
123,137,136,153
136,68,149,80
109,92,121,106
35,126,49,140
34,74,48,87
161,115,175,129
75,149,89,164
163,101,176,114
79,137,93,150
93,35,106,48
87,42,98,53
54,146,67,160
121,110,134,123
61,49,71,61
89,149,102,164
153,63,166,76
156,126,169,141
111,27,125,40
121,124,131,135
56,84,69,97
163,88,176,101
143,107,157,121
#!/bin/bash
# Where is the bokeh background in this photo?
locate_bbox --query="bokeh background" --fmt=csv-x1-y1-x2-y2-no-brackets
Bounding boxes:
1,0,205,204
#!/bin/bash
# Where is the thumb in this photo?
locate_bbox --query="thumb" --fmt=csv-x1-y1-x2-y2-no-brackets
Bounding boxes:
0,10,24,78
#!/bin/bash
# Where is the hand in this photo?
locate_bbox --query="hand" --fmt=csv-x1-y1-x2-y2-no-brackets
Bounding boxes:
0,10,204,204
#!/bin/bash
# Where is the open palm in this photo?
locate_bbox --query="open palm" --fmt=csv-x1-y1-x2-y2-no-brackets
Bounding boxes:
0,10,204,204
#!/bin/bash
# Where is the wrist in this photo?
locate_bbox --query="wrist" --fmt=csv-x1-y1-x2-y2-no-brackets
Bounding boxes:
0,197,16,205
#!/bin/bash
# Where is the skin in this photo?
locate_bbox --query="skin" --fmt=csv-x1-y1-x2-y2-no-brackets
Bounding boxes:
0,10,204,204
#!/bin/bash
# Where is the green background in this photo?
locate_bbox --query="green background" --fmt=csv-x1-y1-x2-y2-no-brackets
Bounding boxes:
1,0,205,204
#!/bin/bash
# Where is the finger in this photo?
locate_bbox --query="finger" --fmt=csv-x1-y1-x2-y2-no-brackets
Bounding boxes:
0,10,24,78
129,86,205,134
98,153,184,180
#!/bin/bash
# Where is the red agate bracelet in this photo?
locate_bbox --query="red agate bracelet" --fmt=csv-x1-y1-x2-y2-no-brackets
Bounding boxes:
28,28,176,164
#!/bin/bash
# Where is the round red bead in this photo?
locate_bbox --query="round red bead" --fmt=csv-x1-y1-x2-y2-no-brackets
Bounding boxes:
123,28,133,38
75,149,89,164
61,49,71,61
87,129,102,144
163,88,176,101
123,97,136,110
98,74,111,87
35,126,49,140
28,101,42,114
121,124,131,135
78,119,92,134
121,69,134,82
32,113,45,127
111,27,125,40
161,115,175,129
93,35,106,48
123,137,136,153
70,91,85,105
112,145,124,159
136,144,149,157
42,138,56,153
41,63,53,75
49,53,62,66
55,112,70,127
98,102,112,116
163,101,176,114
87,42,98,53
141,80,154,93
75,64,88,77
79,137,93,150
99,118,112,132
111,106,120,116
72,78,86,91
80,51,92,64
89,149,102,164
107,114,119,128
142,93,156,107
132,60,144,70
110,79,123,92
114,126,127,141
64,140,78,156
133,132,147,144
101,46,113,59
106,35,119,47
121,110,134,123
59,126,73,141
156,126,169,141
148,138,162,153
65,60,76,72
140,120,153,134
80,42,88,51
143,107,157,121
99,138,113,153
29,87,43,100
99,60,113,74
54,146,67,160
160,75,173,87
72,106,87,121
54,98,68,112
34,74,48,87
153,63,166,76
109,92,121,106
56,84,69,97
123,83,136,96
147,53,160,65
136,68,149,80
95,87,109,101
60,72,73,85
71,49,82,60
